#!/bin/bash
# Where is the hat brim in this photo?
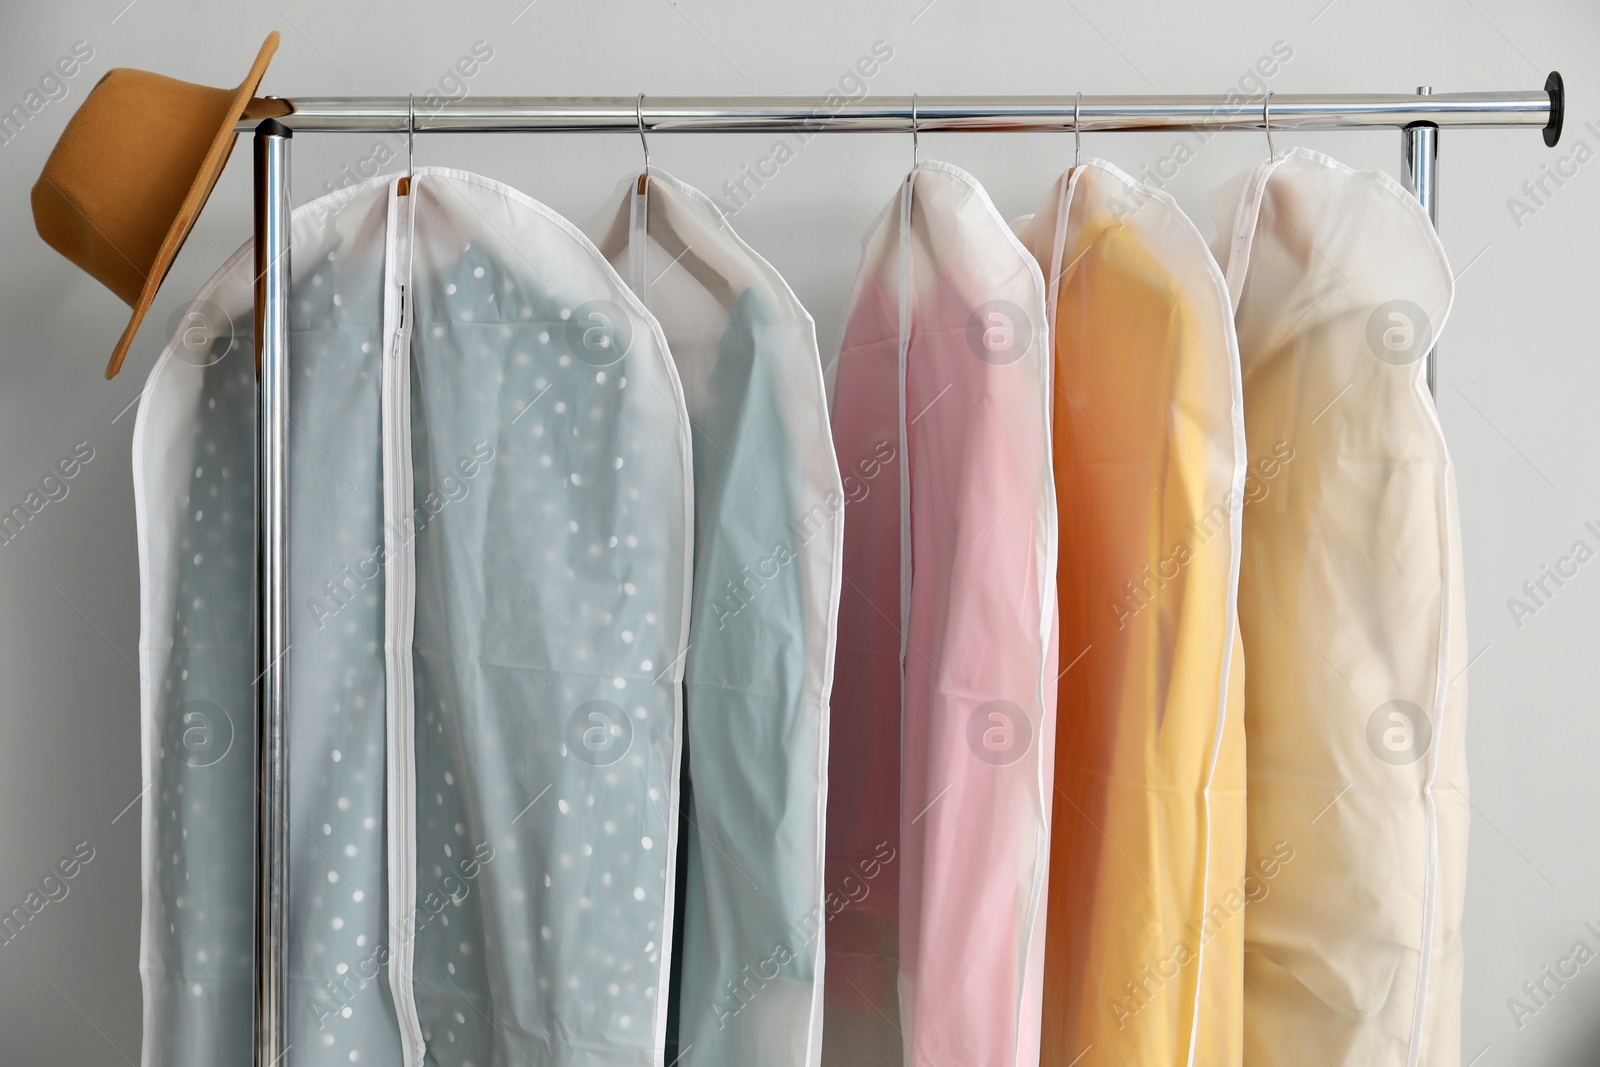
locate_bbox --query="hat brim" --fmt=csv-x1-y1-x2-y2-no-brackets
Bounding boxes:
105,31,289,378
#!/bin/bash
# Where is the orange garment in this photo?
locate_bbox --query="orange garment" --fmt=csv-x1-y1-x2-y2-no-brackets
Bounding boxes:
1016,161,1248,1067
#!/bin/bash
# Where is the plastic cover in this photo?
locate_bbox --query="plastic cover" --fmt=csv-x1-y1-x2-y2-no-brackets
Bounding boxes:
134,174,405,1067
136,167,696,1067
1209,147,1467,1067
1014,160,1250,1066
583,167,842,1067
393,168,692,1067
823,161,1057,1067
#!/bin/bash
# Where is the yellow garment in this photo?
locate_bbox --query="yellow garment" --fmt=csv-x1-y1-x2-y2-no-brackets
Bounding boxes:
1211,148,1467,1067
1017,162,1247,1067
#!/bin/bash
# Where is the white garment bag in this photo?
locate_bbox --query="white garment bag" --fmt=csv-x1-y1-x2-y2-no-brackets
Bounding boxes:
138,168,696,1067
1210,148,1468,1067
1014,159,1249,1067
136,174,404,1067
584,167,842,1067
823,161,1057,1067
392,169,692,1067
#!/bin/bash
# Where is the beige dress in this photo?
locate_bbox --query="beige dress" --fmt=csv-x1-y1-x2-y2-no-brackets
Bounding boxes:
1210,147,1469,1067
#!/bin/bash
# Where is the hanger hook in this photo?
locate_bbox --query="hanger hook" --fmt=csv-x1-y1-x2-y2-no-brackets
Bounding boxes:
636,92,650,172
1263,90,1275,161
911,92,920,169
407,93,415,179
1073,91,1082,167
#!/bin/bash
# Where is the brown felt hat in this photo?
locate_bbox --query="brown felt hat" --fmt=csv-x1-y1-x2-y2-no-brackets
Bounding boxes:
31,32,292,378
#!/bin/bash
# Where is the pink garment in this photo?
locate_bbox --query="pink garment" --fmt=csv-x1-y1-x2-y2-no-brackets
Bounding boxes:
823,162,1058,1067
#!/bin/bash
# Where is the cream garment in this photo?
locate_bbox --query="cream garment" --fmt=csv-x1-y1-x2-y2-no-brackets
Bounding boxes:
1015,160,1248,1067
1210,148,1468,1067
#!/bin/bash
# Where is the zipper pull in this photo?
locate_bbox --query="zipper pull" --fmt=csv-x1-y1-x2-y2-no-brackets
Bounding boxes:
392,284,408,354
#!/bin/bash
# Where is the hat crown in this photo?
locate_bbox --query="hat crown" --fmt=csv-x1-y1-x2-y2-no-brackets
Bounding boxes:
29,32,280,377
34,69,238,306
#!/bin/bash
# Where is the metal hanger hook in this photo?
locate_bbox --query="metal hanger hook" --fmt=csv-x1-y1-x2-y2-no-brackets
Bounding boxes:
407,93,415,178
911,92,919,169
636,92,650,172
1073,90,1082,167
1264,90,1275,160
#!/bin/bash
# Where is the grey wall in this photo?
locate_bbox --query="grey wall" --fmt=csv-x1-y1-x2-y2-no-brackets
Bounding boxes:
0,0,1594,1062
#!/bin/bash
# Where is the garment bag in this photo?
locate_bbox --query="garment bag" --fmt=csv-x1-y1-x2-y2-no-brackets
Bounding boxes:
583,168,842,1067
1014,161,1249,1066
388,168,694,1067
135,174,405,1067
1209,147,1467,1066
824,160,1057,1067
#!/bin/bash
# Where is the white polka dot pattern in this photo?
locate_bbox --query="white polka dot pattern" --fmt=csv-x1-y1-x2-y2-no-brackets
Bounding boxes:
396,172,692,1067
135,175,407,1066
136,170,692,1067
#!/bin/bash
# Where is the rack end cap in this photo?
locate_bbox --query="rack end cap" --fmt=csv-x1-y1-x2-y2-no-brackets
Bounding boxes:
254,117,294,139
1544,71,1564,147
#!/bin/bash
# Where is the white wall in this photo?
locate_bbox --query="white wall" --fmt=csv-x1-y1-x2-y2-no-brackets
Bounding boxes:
0,0,1594,1062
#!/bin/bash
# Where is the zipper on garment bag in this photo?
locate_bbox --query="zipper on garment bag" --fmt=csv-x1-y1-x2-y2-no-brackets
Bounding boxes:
383,181,426,1067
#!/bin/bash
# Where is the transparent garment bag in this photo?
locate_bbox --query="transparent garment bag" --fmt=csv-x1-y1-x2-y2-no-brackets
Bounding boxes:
1014,161,1249,1067
582,168,842,1067
134,174,405,1067
1208,148,1467,1067
393,169,693,1067
823,161,1058,1067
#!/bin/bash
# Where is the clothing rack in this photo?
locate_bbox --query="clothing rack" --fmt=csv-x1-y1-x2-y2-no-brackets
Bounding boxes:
241,79,1563,1067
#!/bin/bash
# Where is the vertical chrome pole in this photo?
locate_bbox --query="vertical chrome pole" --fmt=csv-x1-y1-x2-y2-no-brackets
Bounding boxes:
252,117,292,1067
1402,85,1440,396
